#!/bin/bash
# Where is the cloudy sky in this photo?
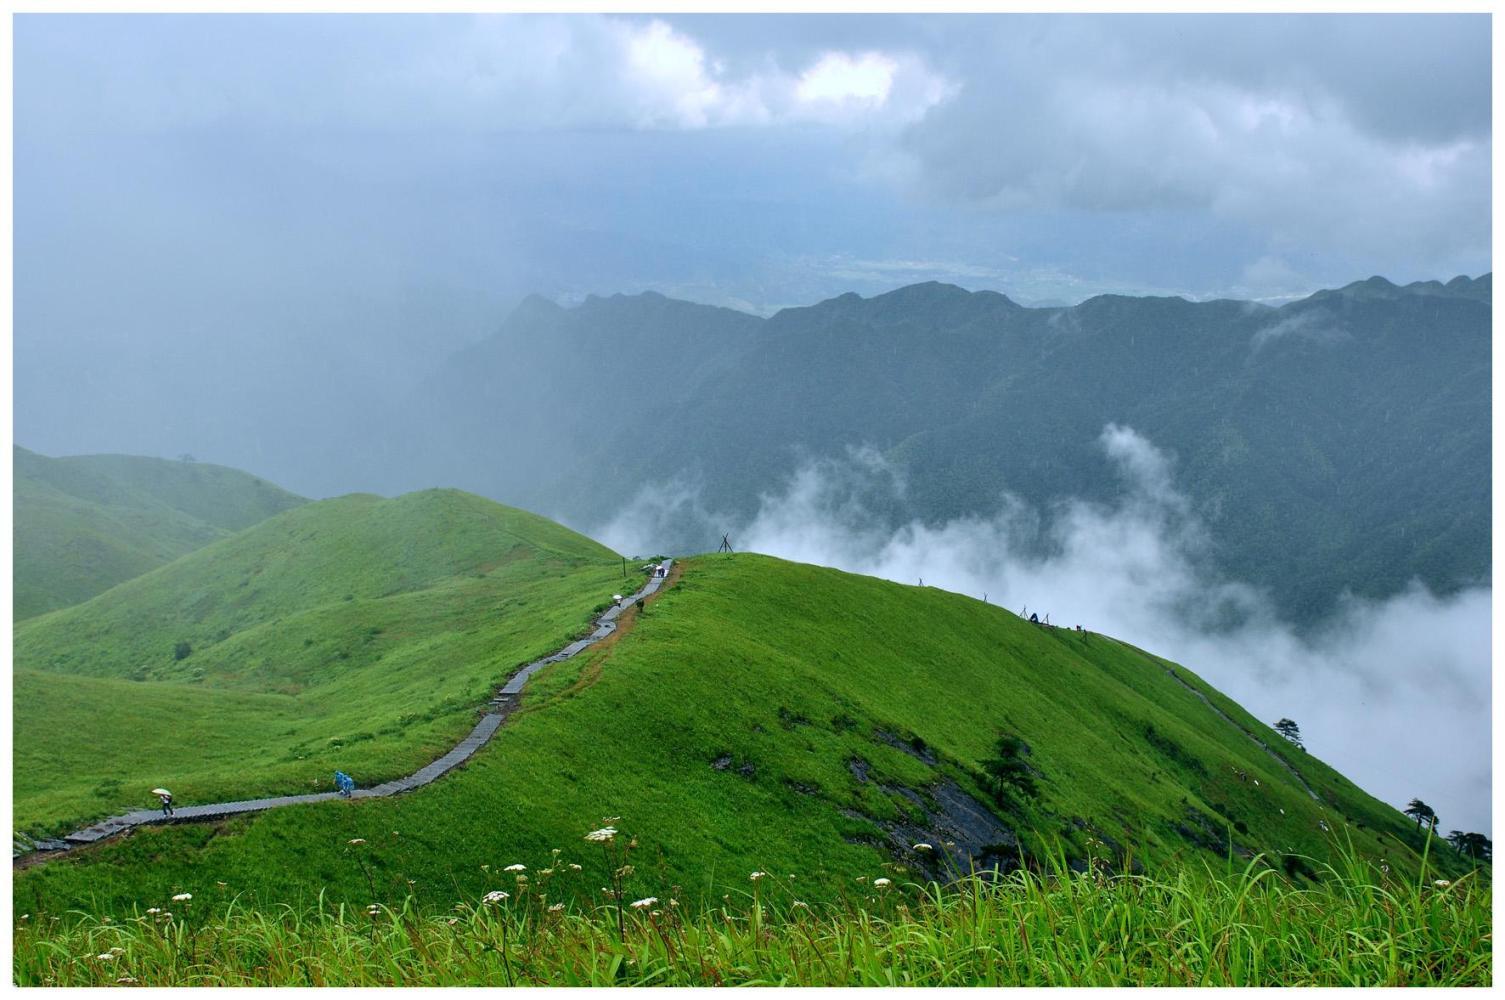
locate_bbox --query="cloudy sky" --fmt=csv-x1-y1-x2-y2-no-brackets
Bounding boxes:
12,12,1492,457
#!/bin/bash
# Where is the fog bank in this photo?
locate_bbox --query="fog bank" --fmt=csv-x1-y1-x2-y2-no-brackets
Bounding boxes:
597,425,1491,835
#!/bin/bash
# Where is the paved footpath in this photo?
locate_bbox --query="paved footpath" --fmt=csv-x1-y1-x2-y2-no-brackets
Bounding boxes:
15,560,674,862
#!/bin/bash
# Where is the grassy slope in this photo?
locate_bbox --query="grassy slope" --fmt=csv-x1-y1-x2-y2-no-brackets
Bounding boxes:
16,553,1448,919
13,489,628,832
14,446,307,620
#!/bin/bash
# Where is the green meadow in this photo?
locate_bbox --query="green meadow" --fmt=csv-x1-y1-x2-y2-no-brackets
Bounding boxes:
13,489,632,832
15,548,1463,924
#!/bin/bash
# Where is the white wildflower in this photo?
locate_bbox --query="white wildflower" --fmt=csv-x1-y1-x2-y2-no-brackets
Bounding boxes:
750,871,767,882
171,893,192,902
913,843,933,852
873,878,893,888
792,900,809,909
548,902,565,913
145,908,161,915
630,897,658,910
1434,880,1451,888
504,864,526,872
96,953,116,962
568,863,583,872
446,918,459,926
482,890,510,904
585,827,617,843
347,839,366,845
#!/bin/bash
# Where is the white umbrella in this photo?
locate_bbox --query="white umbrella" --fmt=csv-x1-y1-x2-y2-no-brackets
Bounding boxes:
150,788,171,797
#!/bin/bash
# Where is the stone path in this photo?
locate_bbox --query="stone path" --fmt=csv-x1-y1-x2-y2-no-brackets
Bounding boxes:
17,560,674,860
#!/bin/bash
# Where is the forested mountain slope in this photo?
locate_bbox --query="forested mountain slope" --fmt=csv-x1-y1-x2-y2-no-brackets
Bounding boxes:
389,275,1489,622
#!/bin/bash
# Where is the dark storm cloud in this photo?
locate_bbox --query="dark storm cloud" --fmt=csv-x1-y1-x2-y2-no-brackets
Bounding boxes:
893,15,1489,277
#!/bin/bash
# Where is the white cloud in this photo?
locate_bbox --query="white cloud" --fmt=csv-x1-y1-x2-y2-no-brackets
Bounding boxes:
796,51,897,105
622,19,728,128
599,22,952,130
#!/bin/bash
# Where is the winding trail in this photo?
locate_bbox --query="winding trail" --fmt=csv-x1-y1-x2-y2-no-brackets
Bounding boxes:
15,560,674,863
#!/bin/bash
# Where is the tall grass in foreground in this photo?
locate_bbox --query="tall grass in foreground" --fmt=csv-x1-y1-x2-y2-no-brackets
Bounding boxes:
15,846,1489,987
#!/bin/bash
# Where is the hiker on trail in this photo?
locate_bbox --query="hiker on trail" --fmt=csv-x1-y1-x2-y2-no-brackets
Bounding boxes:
153,788,174,817
334,771,355,798
1029,612,1039,624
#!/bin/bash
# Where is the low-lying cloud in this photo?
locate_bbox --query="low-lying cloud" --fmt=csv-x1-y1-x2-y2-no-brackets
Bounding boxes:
598,425,1491,835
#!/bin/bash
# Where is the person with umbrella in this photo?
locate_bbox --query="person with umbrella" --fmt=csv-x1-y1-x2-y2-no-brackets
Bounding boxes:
152,788,174,817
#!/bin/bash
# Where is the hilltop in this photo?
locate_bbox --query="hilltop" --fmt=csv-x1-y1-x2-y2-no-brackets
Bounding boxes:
13,446,306,619
16,550,1458,919
13,489,628,832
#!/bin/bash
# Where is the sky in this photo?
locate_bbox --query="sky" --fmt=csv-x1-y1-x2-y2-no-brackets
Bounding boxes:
14,13,1492,468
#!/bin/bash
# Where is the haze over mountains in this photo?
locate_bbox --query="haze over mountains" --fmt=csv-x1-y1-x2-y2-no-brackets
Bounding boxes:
21,272,1487,624
344,273,1488,625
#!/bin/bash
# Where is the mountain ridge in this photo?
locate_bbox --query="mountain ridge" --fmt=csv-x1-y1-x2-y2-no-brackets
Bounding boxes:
385,271,1487,625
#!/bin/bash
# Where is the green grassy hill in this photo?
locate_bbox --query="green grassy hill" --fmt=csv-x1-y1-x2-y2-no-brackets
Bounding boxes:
13,446,307,620
16,551,1453,921
13,489,628,832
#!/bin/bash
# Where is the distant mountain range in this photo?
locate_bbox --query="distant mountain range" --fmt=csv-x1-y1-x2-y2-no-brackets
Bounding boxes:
360,273,1489,625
